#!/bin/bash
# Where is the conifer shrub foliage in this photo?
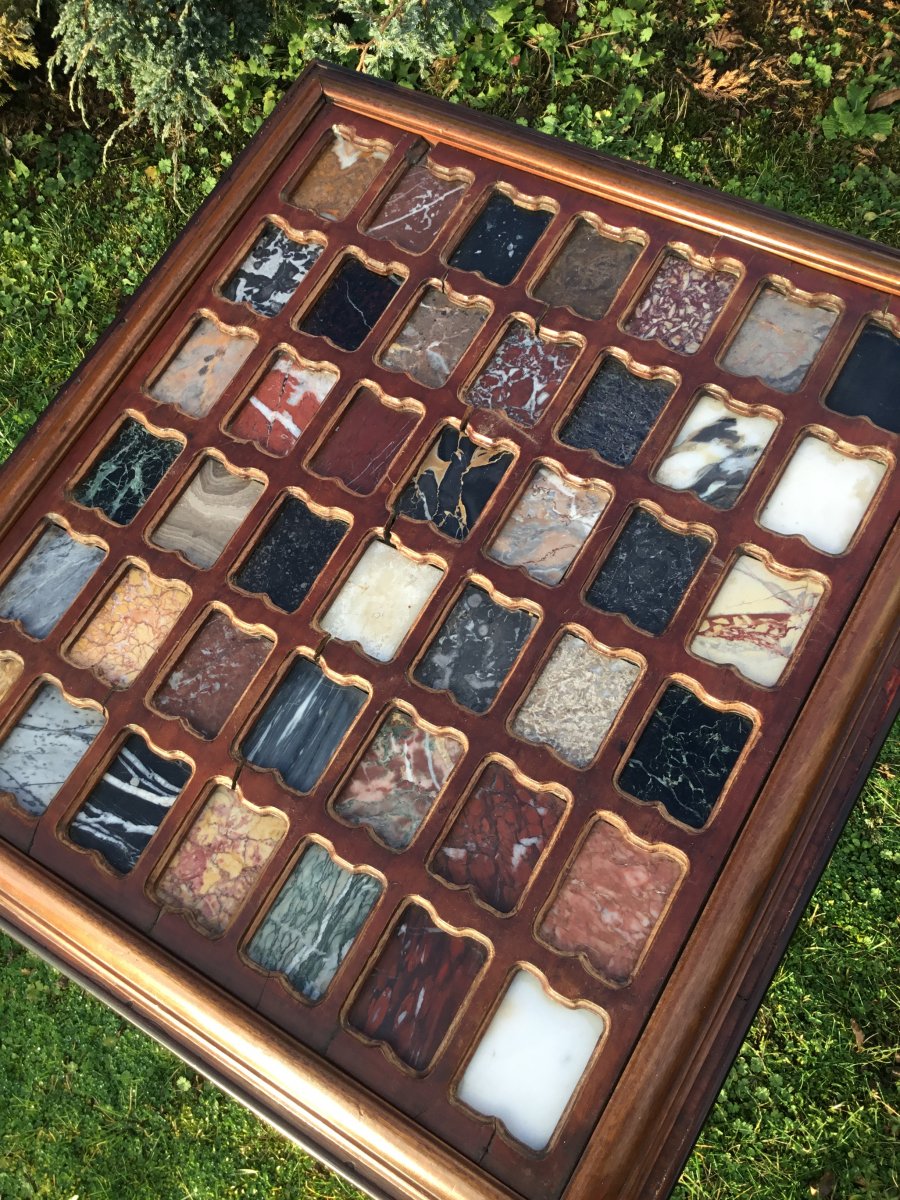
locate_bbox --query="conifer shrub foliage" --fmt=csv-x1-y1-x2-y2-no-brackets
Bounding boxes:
0,1,38,106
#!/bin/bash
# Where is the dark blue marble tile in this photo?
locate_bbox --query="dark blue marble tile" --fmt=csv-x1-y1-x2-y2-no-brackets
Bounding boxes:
825,321,900,434
300,257,401,350
73,418,182,526
222,223,322,318
449,192,551,286
560,356,674,467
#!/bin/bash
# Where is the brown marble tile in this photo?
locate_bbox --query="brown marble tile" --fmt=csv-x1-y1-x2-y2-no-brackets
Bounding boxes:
367,162,467,253
380,286,489,388
288,126,390,221
151,458,264,569
626,252,737,355
309,387,420,494
150,318,256,419
534,219,643,320
464,322,580,428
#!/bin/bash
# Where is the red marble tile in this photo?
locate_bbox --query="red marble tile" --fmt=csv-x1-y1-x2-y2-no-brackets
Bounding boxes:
366,162,467,254
228,353,338,457
465,322,581,428
309,387,420,494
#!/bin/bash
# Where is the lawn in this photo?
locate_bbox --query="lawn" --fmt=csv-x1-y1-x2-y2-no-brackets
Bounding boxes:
0,2,898,1198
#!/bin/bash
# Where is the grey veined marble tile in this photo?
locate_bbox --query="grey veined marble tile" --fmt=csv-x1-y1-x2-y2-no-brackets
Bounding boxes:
0,522,106,639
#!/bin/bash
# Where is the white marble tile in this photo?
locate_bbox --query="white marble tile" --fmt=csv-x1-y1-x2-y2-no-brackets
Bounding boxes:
456,969,605,1150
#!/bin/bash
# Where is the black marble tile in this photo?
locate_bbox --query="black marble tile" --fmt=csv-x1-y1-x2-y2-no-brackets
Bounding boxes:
586,508,709,635
560,356,674,467
73,419,182,526
825,321,900,434
233,496,348,613
449,192,551,286
414,584,536,713
618,683,752,828
67,734,191,873
396,425,513,541
242,656,366,793
300,257,401,350
222,223,322,318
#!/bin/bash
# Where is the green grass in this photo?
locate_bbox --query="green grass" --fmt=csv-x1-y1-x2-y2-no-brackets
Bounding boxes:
0,1,898,1197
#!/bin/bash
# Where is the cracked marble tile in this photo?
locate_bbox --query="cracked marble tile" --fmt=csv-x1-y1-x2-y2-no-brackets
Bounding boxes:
626,252,737,355
721,287,837,392
150,318,256,419
534,219,643,320
367,162,467,253
309,387,419,494
300,258,402,351
464,322,580,428
73,418,182,526
151,457,264,569
288,127,390,221
0,653,23,704
380,286,489,388
228,354,339,458
559,356,674,467
825,320,900,434
222,223,322,318
449,192,552,286
0,523,106,640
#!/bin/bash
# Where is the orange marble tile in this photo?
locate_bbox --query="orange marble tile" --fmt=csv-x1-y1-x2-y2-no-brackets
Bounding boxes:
0,653,23,703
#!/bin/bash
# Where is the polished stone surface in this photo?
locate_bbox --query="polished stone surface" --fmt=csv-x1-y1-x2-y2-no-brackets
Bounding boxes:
758,435,887,555
367,162,467,253
150,318,255,419
310,387,419,495
0,683,105,817
464,322,580,428
222,223,321,318
67,566,190,689
153,610,273,739
619,683,752,828
73,418,182,525
228,353,339,458
825,321,900,434
432,761,565,914
691,553,824,686
151,457,264,569
332,708,463,849
456,969,605,1151
513,633,640,767
246,842,382,1001
380,285,488,388
0,523,106,640
154,785,287,936
68,733,191,873
348,902,486,1070
534,219,643,320
319,540,444,662
487,465,608,586
626,252,736,354
396,426,512,541
414,584,536,713
289,127,390,221
539,817,683,984
560,355,674,467
0,653,23,704
233,496,348,613
300,258,401,351
449,192,551,286
242,656,366,793
721,287,837,392
654,392,778,509
586,508,709,635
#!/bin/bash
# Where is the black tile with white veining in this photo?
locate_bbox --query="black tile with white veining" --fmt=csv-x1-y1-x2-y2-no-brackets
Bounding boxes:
825,320,900,434
586,508,710,635
396,425,513,541
560,356,674,467
300,257,402,351
73,418,182,525
618,683,752,828
0,522,106,640
67,733,191,873
414,584,536,713
233,496,348,613
242,656,366,793
222,223,323,318
449,192,552,286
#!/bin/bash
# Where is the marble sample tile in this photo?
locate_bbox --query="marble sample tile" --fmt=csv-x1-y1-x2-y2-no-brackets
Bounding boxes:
318,540,444,662
366,162,466,253
721,287,837,392
449,192,552,286
153,611,273,739
221,223,322,318
233,496,348,613
560,356,674,467
68,733,191,874
300,258,401,351
380,285,488,388
0,684,105,817
626,252,737,355
533,219,643,320
288,127,390,221
586,508,709,636
0,523,106,640
151,458,264,569
73,418,182,526
538,817,683,984
246,842,382,1002
309,387,419,494
67,566,190,689
154,785,288,936
242,656,366,794
691,554,824,686
759,435,887,555
464,322,580,428
432,761,565,914
348,903,486,1071
396,426,513,541
228,354,339,458
487,465,608,586
0,653,23,703
456,969,605,1151
331,708,464,850
513,634,640,768
150,317,255,419
654,392,778,509
825,321,900,434
619,683,752,828
414,584,536,714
